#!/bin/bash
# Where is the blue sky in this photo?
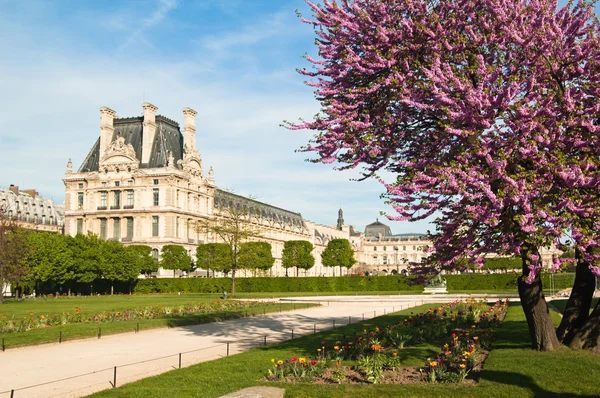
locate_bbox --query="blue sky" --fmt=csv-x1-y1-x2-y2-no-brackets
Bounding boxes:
0,0,593,235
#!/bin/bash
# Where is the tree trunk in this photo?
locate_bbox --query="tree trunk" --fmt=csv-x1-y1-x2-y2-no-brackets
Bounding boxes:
231,268,236,296
90,284,93,296
296,267,299,277
68,287,71,297
518,272,560,351
567,301,600,353
556,252,595,343
0,272,4,304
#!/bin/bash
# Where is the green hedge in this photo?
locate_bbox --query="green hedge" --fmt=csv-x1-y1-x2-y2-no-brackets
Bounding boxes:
133,275,424,294
131,273,576,294
445,273,575,291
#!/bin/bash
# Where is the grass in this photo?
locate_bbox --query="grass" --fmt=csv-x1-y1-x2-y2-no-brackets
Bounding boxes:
549,298,599,314
0,294,315,349
87,300,600,398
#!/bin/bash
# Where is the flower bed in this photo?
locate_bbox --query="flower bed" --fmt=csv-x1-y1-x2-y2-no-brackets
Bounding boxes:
266,298,508,385
1,299,267,333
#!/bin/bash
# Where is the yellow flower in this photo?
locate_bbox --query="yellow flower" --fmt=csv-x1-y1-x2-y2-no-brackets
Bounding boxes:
271,359,275,363
473,336,479,341
430,361,438,368
277,360,283,366
459,364,466,369
299,358,306,364
334,346,339,351
317,348,321,352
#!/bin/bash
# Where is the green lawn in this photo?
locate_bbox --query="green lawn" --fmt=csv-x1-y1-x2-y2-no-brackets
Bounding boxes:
550,298,599,313
88,302,600,398
0,294,314,349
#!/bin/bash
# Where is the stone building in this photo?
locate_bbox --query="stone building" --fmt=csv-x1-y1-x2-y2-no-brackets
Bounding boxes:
63,104,352,277
0,185,64,233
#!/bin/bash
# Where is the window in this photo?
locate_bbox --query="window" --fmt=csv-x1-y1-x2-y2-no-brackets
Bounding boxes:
374,246,377,251
153,179,159,185
77,219,83,234
152,216,159,236
176,217,180,237
42,215,46,224
113,191,121,208
383,255,388,264
128,180,134,186
100,218,107,239
126,217,133,238
127,190,134,207
403,246,406,251
78,183,84,189
187,219,191,239
113,218,120,239
77,192,84,209
100,191,107,207
383,246,387,251
176,190,180,205
102,182,107,188
115,181,120,187
413,246,416,250
153,188,159,206
151,248,159,262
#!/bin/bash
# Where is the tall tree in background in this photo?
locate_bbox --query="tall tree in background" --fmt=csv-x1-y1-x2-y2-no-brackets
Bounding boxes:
0,204,28,302
292,0,600,351
128,245,158,277
160,245,191,278
321,239,356,277
101,240,140,295
282,240,315,277
196,243,232,276
22,232,74,295
68,234,103,295
196,205,262,295
238,242,275,276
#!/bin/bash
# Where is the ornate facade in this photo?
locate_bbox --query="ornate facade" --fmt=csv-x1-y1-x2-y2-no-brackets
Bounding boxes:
0,185,64,233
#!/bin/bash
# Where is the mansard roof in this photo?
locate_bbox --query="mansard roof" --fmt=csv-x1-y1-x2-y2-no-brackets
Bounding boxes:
214,189,307,230
78,115,183,172
0,188,65,225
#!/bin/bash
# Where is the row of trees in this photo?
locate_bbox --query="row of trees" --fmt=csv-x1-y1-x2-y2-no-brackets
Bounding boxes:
0,204,357,299
293,0,600,351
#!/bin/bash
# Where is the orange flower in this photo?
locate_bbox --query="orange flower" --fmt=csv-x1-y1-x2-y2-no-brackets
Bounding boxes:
430,361,438,368
392,352,398,357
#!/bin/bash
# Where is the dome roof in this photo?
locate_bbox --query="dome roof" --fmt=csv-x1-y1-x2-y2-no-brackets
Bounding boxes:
364,218,392,238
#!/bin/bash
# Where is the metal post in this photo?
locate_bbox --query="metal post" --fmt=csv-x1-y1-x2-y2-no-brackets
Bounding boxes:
136,323,139,333
264,336,267,346
113,366,117,388
59,331,62,344
314,324,316,334
98,328,102,339
179,353,182,369
2,338,5,351
362,313,365,321
348,316,351,324
246,310,248,318
333,320,336,328
227,342,230,357
10,390,14,398
374,311,376,317
384,309,387,315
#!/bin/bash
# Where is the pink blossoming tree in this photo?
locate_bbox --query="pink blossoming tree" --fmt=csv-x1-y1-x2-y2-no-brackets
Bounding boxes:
291,0,600,351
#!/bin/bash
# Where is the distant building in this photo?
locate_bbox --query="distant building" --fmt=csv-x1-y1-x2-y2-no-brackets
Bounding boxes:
0,185,64,233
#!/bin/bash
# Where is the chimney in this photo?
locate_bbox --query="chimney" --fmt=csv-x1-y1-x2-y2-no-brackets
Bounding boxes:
141,102,158,164
99,106,116,159
182,107,197,152
23,189,39,198
8,184,18,195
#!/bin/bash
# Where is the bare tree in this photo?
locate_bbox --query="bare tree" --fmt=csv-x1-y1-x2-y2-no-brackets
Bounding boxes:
0,203,28,303
195,204,263,295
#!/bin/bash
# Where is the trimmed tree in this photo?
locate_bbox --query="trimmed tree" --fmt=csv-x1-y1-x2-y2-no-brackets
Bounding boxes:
101,239,140,295
238,242,275,276
21,231,74,295
321,239,356,277
159,245,191,278
128,245,158,277
282,240,315,277
196,243,232,277
68,233,103,295
292,0,600,351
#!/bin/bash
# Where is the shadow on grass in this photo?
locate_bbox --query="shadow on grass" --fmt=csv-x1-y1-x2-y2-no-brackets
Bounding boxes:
482,370,597,398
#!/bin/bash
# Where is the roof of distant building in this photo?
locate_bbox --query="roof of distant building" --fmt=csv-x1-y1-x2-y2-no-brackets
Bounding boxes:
364,218,392,238
78,115,183,172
